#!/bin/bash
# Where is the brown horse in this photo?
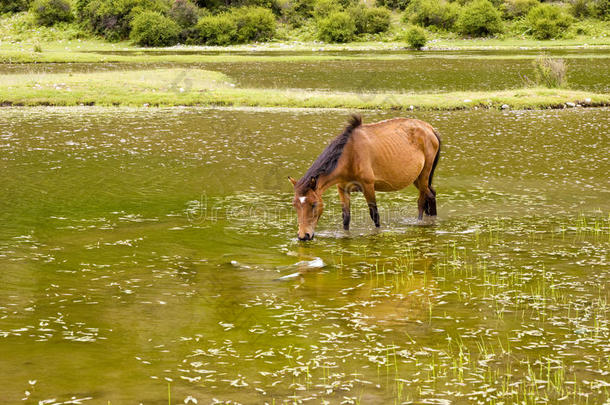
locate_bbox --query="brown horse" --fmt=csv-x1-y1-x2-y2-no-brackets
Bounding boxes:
289,115,441,241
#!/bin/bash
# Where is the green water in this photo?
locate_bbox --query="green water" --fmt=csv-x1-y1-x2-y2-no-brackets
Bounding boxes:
0,107,609,404
2,51,609,93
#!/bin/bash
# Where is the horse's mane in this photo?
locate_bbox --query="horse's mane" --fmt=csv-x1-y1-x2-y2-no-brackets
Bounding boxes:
296,114,362,192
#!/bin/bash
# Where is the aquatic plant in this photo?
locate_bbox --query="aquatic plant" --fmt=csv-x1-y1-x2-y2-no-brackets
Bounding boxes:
532,55,568,88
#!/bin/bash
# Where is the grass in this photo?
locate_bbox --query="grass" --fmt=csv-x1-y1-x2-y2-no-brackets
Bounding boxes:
0,68,607,110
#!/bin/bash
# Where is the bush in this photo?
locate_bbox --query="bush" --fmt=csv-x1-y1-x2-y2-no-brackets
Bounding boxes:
195,13,237,44
362,6,391,33
232,6,276,42
317,11,355,42
457,0,502,36
30,0,73,26
349,5,390,34
375,0,409,11
83,0,170,41
532,55,567,88
130,10,180,46
169,0,199,27
1,0,31,13
525,4,573,39
593,0,609,20
405,25,426,49
569,0,591,18
313,0,342,19
501,0,538,19
276,0,316,27
404,0,460,31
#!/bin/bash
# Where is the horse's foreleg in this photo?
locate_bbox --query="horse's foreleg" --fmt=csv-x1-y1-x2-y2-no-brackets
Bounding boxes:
362,183,380,228
337,185,351,230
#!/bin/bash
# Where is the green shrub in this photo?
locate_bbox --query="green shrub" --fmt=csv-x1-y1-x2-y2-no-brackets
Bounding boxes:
593,0,609,20
569,0,591,18
195,13,237,44
457,0,502,36
501,0,538,19
375,0,409,11
317,11,355,42
75,0,90,20
405,25,426,49
525,4,573,39
232,6,276,42
313,0,342,19
130,10,180,46
276,0,316,27
169,0,199,27
349,5,390,34
1,0,31,13
83,0,170,41
532,55,567,88
404,0,460,31
30,0,73,26
362,6,391,33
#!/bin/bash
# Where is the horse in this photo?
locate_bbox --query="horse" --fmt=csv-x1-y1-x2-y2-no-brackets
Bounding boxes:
288,115,441,241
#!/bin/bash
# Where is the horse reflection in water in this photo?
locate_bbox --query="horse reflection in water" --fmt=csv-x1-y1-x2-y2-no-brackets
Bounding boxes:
289,115,441,241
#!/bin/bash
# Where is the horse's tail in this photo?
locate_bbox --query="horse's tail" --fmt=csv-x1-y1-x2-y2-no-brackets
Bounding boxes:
428,128,441,190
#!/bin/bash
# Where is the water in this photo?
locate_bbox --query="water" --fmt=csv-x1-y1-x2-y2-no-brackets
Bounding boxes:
0,107,609,403
2,50,609,93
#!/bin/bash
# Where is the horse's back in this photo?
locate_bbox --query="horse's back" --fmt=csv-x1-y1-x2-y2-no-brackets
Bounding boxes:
350,118,439,191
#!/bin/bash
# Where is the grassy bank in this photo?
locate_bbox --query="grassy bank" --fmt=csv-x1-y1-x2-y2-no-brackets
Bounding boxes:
0,68,607,110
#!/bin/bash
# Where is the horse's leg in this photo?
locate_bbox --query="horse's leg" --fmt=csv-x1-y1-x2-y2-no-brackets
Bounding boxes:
415,174,436,220
337,185,351,230
362,183,380,228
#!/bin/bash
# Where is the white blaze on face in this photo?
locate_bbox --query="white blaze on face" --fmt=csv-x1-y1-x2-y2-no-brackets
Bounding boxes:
299,197,307,204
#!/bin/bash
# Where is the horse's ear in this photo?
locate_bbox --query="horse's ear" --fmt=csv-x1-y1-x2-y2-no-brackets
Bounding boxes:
309,177,317,190
288,176,297,186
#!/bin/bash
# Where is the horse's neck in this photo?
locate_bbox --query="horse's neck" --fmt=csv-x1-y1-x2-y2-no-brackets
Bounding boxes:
315,173,339,195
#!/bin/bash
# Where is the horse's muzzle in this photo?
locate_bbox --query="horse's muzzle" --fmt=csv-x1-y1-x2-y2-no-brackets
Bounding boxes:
298,233,314,241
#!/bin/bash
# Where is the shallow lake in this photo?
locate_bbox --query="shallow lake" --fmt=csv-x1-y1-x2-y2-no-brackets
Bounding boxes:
0,107,608,404
2,49,609,93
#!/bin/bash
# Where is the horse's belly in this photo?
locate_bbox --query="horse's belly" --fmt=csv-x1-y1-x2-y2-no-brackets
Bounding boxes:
372,154,425,191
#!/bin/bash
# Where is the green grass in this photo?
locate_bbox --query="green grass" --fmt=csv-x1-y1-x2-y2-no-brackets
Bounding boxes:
0,68,607,110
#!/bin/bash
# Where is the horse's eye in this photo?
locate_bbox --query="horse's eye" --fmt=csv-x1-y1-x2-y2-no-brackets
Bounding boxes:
312,202,317,209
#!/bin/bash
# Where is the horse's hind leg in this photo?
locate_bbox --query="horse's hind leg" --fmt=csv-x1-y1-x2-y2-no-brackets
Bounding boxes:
414,176,437,220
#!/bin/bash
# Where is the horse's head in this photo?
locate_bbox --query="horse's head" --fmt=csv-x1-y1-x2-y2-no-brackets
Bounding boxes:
289,176,324,241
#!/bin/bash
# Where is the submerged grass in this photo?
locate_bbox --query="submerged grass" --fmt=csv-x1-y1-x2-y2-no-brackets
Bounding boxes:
0,68,607,110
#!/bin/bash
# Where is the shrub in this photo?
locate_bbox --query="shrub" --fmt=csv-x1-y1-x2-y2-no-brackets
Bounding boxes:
501,0,538,19
569,0,591,18
232,6,276,42
30,0,73,26
532,55,567,88
404,0,460,31
130,10,180,46
75,0,90,20
362,6,391,33
457,0,502,36
83,0,170,41
276,0,316,27
593,0,609,20
525,4,573,39
1,0,31,13
195,13,237,44
349,5,390,34
169,0,199,27
405,25,426,49
375,0,409,11
313,0,342,19
317,11,355,42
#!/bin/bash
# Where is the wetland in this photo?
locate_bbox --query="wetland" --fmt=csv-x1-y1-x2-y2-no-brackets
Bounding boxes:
0,106,608,404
